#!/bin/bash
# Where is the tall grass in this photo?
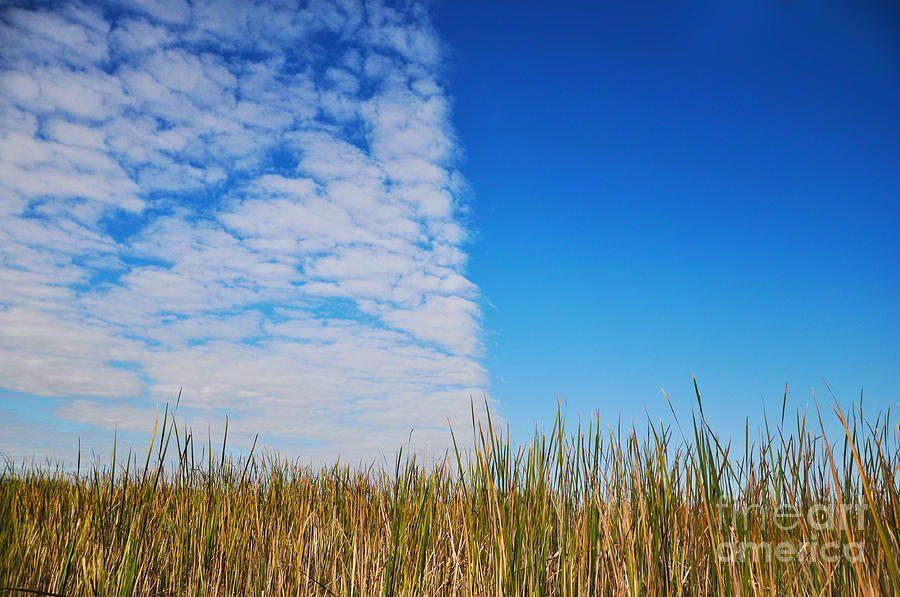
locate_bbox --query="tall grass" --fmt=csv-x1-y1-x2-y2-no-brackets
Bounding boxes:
2,384,898,596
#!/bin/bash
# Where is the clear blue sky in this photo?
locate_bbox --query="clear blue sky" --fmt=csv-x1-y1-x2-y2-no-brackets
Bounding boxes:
0,0,896,461
436,0,899,437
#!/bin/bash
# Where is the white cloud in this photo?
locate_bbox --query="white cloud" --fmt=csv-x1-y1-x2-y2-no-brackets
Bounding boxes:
120,0,191,26
0,0,488,461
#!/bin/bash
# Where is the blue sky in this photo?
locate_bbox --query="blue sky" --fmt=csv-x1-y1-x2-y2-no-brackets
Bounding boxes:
436,0,899,439
1,0,897,461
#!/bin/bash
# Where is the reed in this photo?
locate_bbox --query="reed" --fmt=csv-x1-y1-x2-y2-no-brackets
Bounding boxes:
2,383,898,596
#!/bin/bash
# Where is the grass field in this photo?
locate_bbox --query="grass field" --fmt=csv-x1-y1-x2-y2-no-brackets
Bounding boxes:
2,383,899,596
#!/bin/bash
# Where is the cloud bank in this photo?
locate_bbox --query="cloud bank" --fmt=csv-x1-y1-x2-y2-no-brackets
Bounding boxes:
0,0,487,461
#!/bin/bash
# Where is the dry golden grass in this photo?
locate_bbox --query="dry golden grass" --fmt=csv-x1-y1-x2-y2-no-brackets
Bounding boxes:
2,382,898,596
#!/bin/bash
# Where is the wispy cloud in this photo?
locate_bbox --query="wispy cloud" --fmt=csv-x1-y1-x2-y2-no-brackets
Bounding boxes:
0,0,487,461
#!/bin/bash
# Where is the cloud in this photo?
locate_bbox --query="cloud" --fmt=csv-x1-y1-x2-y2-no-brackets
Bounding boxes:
0,0,488,462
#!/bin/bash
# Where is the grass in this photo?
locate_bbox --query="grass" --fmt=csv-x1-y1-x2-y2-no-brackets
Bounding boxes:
1,382,898,596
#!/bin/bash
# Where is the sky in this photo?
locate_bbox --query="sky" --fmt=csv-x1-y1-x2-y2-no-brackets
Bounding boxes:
436,0,900,441
1,0,898,463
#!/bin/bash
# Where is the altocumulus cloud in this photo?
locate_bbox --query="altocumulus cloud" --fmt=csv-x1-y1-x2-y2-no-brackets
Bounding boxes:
0,0,488,461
